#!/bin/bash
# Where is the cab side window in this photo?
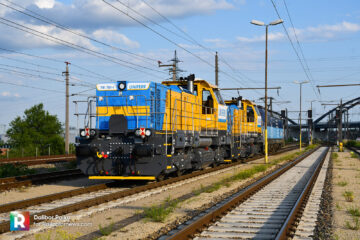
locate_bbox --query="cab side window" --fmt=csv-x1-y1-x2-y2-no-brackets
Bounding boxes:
202,90,213,114
247,106,255,122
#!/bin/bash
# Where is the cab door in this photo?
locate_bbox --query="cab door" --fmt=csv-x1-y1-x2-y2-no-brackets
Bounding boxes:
201,88,216,134
246,104,256,134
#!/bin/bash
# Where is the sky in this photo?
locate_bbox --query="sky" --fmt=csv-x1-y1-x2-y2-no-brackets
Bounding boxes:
0,0,360,134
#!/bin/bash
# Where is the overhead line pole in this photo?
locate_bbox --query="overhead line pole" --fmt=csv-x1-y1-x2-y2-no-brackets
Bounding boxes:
215,52,219,86
294,80,309,151
63,62,70,154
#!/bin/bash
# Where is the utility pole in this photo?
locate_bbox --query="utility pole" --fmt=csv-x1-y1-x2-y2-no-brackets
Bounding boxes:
215,52,219,86
294,81,309,151
339,99,343,144
63,62,70,154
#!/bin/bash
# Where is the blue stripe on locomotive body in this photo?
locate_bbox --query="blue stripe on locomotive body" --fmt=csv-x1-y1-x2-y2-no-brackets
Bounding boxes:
96,81,170,131
258,108,284,140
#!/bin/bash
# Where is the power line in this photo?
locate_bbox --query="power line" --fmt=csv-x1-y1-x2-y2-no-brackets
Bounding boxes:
0,54,61,71
1,0,157,63
270,0,320,99
139,0,261,91
0,47,117,82
0,63,95,87
0,16,166,79
0,67,92,87
0,79,64,93
282,0,315,84
103,0,214,68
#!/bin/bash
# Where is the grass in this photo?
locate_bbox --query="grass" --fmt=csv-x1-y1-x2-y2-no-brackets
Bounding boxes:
0,163,36,178
345,217,360,230
336,202,342,210
337,181,348,187
332,152,339,160
191,147,315,198
343,191,355,202
98,222,114,236
345,140,360,148
143,196,180,222
47,167,58,172
350,151,359,159
347,206,360,217
64,160,77,169
34,229,80,240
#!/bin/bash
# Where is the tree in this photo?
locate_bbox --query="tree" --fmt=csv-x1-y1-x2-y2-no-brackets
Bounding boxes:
7,104,65,156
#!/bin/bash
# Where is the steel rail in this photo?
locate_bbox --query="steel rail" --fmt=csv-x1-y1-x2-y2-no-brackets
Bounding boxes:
0,155,75,166
0,145,301,234
165,146,321,240
346,146,360,157
275,147,329,239
0,169,83,191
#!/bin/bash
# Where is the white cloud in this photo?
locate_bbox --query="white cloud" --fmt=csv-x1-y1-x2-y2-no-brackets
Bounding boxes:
35,0,55,9
237,21,360,43
1,91,20,98
92,29,140,48
237,32,285,43
0,22,96,51
5,0,234,30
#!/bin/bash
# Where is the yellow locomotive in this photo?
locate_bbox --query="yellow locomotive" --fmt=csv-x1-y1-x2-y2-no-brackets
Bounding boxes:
75,74,283,180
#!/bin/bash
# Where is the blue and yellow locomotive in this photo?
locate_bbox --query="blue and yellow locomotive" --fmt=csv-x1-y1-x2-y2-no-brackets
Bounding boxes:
75,74,283,180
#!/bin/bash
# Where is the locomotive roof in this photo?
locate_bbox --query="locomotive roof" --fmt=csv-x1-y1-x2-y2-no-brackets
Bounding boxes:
162,79,218,89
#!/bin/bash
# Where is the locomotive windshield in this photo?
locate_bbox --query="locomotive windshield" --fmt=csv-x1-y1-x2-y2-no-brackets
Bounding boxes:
213,89,224,105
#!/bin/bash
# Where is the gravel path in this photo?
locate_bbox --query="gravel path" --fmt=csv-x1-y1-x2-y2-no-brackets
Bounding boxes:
14,150,300,240
331,150,360,240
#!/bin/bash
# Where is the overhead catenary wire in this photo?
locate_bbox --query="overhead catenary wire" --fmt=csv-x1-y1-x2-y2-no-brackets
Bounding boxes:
0,79,64,93
139,0,261,92
0,47,118,82
0,67,93,87
103,0,215,68
0,0,158,63
0,17,166,79
282,0,314,84
269,0,320,99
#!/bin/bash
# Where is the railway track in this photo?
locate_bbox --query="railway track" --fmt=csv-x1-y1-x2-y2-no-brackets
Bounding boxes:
0,169,84,191
0,154,75,166
346,145,360,156
162,146,328,240
0,145,302,235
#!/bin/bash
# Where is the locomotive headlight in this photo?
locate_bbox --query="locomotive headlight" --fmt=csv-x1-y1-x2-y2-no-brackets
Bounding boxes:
118,82,126,90
145,129,152,137
135,129,141,136
80,130,86,137
90,130,96,136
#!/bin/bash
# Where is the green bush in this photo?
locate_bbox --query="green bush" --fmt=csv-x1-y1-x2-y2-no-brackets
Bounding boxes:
0,163,36,178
